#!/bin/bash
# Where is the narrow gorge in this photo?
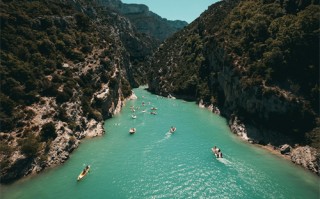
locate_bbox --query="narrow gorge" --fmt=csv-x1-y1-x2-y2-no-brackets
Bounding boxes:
0,0,184,183
147,0,319,175
0,0,319,184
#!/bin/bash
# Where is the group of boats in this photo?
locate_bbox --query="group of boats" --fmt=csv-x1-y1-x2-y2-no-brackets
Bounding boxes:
131,106,158,119
129,126,176,135
129,105,161,134
77,96,225,182
77,145,221,181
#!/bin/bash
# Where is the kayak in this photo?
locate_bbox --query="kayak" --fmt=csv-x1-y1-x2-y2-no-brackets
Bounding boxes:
77,166,90,181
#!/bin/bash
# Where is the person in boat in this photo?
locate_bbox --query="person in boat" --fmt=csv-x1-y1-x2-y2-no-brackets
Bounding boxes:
82,165,89,174
213,146,222,158
216,148,222,158
170,126,176,132
213,146,217,153
129,128,136,134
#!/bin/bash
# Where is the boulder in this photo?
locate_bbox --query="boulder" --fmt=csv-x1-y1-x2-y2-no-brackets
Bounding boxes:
280,144,292,155
291,146,319,175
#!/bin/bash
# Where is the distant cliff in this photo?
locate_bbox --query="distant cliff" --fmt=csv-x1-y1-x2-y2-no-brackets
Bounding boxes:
96,0,188,41
0,0,156,184
148,0,319,174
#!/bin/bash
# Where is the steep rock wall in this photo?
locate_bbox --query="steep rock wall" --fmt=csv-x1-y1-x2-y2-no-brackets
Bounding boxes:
0,0,156,184
147,0,319,175
97,0,188,41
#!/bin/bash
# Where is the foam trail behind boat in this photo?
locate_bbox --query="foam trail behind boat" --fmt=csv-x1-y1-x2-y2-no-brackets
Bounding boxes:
156,131,172,144
164,131,172,139
217,157,232,165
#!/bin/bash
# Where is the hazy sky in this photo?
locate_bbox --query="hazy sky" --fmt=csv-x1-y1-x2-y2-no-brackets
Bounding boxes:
121,0,219,23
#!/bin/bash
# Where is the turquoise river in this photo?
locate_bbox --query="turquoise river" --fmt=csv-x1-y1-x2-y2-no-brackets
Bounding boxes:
1,87,319,199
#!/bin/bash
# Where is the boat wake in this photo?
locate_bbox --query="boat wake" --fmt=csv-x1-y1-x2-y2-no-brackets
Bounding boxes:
157,131,172,143
216,158,232,165
144,132,172,155
164,131,172,139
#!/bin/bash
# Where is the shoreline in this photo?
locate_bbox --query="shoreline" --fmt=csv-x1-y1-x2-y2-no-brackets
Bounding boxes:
198,102,319,177
234,133,320,177
254,143,291,161
254,143,320,177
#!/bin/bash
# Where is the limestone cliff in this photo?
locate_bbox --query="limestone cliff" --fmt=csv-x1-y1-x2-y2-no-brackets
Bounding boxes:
0,0,156,183
148,0,319,174
96,0,188,41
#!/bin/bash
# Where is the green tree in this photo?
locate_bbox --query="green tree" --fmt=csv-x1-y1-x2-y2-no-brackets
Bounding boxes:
75,13,90,31
40,122,57,141
21,134,40,158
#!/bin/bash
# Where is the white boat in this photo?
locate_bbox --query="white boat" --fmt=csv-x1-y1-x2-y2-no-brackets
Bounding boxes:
211,147,223,158
131,114,137,119
129,128,136,134
170,127,176,133
77,165,90,181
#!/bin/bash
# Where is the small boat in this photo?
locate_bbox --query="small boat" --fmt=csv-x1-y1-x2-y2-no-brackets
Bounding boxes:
211,147,223,158
131,114,137,119
77,165,90,181
151,107,158,110
129,128,136,134
150,111,157,115
170,127,176,133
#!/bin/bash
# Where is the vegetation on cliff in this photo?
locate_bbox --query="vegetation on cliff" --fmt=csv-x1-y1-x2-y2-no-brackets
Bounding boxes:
148,0,319,150
0,0,156,183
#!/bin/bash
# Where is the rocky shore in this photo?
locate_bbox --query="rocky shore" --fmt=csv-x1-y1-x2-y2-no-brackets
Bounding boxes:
228,113,319,176
197,102,319,176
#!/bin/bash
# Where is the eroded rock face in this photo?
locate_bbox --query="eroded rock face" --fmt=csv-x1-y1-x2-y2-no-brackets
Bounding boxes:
146,0,319,175
97,0,188,41
229,115,250,142
0,0,156,184
291,146,319,175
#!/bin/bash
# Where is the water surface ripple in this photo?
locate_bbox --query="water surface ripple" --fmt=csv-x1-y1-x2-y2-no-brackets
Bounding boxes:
1,87,319,199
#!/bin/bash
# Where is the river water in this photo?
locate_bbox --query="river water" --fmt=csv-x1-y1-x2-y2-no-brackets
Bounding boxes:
1,87,319,199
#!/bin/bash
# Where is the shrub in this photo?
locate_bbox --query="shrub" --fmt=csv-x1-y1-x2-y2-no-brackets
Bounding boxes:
20,134,40,157
40,122,57,141
75,13,90,31
56,91,70,104
38,39,55,56
55,107,69,122
65,49,85,61
81,45,92,53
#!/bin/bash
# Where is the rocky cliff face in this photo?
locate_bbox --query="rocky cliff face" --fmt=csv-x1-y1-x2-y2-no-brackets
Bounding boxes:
0,0,156,183
148,0,319,174
97,0,188,41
